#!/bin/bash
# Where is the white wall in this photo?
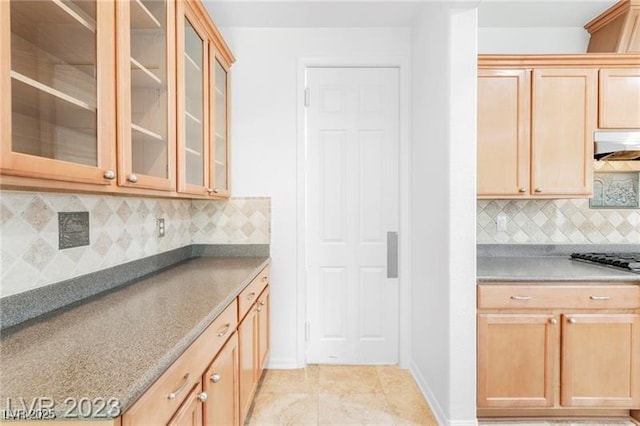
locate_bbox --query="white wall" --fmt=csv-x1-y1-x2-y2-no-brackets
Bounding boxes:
478,27,589,53
410,4,477,425
223,27,411,368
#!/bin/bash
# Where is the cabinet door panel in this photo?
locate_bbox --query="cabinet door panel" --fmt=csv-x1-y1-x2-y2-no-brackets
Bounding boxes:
1,0,115,184
211,55,230,197
257,287,270,373
117,0,175,190
561,313,640,408
531,68,596,196
599,68,640,129
203,333,239,426
238,308,258,425
177,2,210,196
477,69,530,197
478,314,558,408
167,383,203,426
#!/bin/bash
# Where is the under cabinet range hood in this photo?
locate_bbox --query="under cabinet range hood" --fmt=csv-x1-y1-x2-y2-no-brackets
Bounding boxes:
594,131,640,160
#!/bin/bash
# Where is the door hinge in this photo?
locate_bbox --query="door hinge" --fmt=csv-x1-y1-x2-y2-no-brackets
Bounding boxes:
304,87,310,107
305,321,310,341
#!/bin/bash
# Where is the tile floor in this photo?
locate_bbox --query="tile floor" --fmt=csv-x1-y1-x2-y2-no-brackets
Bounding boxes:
245,365,439,425
245,365,639,426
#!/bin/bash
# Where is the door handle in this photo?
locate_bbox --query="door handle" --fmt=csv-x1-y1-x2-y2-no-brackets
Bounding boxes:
387,231,398,278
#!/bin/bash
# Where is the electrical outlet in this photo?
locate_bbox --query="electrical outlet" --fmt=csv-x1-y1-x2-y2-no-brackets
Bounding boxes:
496,213,508,232
157,218,165,238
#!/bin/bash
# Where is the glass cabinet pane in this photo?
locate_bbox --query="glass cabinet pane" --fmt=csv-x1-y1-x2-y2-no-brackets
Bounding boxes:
10,0,98,166
129,0,168,178
213,59,228,191
183,18,205,186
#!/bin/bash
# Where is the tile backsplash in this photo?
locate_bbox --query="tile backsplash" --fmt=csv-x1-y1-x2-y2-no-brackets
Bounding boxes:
478,199,640,244
0,191,270,297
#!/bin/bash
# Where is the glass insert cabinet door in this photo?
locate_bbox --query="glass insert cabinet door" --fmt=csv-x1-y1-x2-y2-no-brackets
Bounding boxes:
212,56,230,196
177,2,210,195
0,0,116,184
117,0,175,190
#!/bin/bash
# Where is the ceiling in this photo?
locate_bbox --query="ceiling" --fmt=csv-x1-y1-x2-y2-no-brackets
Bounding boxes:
203,0,618,28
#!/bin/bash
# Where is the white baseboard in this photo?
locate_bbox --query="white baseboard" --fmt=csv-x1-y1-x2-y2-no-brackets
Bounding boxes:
409,361,478,426
264,356,303,369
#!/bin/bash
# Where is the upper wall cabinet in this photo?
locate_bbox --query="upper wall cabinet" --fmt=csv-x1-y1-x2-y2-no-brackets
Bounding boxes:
477,69,531,197
177,0,232,197
0,0,116,185
116,0,176,191
1,0,234,198
599,68,640,129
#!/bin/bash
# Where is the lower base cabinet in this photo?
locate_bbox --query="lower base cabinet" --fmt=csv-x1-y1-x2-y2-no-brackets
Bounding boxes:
168,383,205,426
239,286,270,425
477,283,640,418
203,333,240,425
122,265,270,426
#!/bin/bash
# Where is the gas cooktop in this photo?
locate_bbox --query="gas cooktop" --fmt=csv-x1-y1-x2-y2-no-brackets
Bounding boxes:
570,252,640,273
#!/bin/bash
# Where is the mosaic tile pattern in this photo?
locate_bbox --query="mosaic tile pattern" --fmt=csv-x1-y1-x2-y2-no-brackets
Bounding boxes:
0,192,270,297
478,199,640,244
591,172,639,209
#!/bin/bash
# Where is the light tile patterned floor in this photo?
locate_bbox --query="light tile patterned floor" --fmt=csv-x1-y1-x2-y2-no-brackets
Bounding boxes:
246,365,439,425
246,365,639,426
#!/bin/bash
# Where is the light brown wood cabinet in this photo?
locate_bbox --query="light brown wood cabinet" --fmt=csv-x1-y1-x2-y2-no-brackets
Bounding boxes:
0,0,116,186
203,333,240,426
238,270,270,425
599,68,640,129
176,0,231,197
168,383,205,426
0,0,233,199
477,62,596,198
477,283,640,418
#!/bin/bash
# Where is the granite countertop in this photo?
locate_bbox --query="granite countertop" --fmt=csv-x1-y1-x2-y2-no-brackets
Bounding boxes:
478,256,640,282
0,256,270,419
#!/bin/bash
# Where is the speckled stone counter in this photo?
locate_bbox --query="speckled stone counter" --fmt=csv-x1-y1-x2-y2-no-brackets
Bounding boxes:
478,256,640,282
0,256,269,419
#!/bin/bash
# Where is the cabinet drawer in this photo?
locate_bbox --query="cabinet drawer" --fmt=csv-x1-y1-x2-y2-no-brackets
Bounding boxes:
478,285,640,310
122,300,237,426
238,265,270,321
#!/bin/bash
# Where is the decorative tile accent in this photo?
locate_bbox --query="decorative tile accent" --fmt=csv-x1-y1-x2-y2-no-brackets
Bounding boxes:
591,172,639,209
478,199,640,244
58,212,90,249
0,192,271,297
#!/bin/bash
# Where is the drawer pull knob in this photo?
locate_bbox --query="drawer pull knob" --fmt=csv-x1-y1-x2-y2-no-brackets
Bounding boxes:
262,276,268,282
549,318,557,325
197,392,208,402
103,170,116,180
518,187,526,193
247,292,256,301
217,323,231,337
568,318,576,324
127,174,138,183
210,373,222,383
259,301,265,306
510,295,532,300
257,306,262,312
590,295,612,301
168,373,190,400
534,187,542,193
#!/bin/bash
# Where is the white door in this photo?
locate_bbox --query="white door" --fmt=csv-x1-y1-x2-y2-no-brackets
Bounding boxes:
306,67,400,364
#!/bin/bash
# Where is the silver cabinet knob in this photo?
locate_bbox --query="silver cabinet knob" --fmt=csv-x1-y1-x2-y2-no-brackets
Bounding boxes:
210,373,221,383
207,188,214,194
518,187,526,193
197,392,208,402
103,170,116,180
534,188,542,193
127,174,138,183
213,189,220,194
549,318,557,325
568,318,576,324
